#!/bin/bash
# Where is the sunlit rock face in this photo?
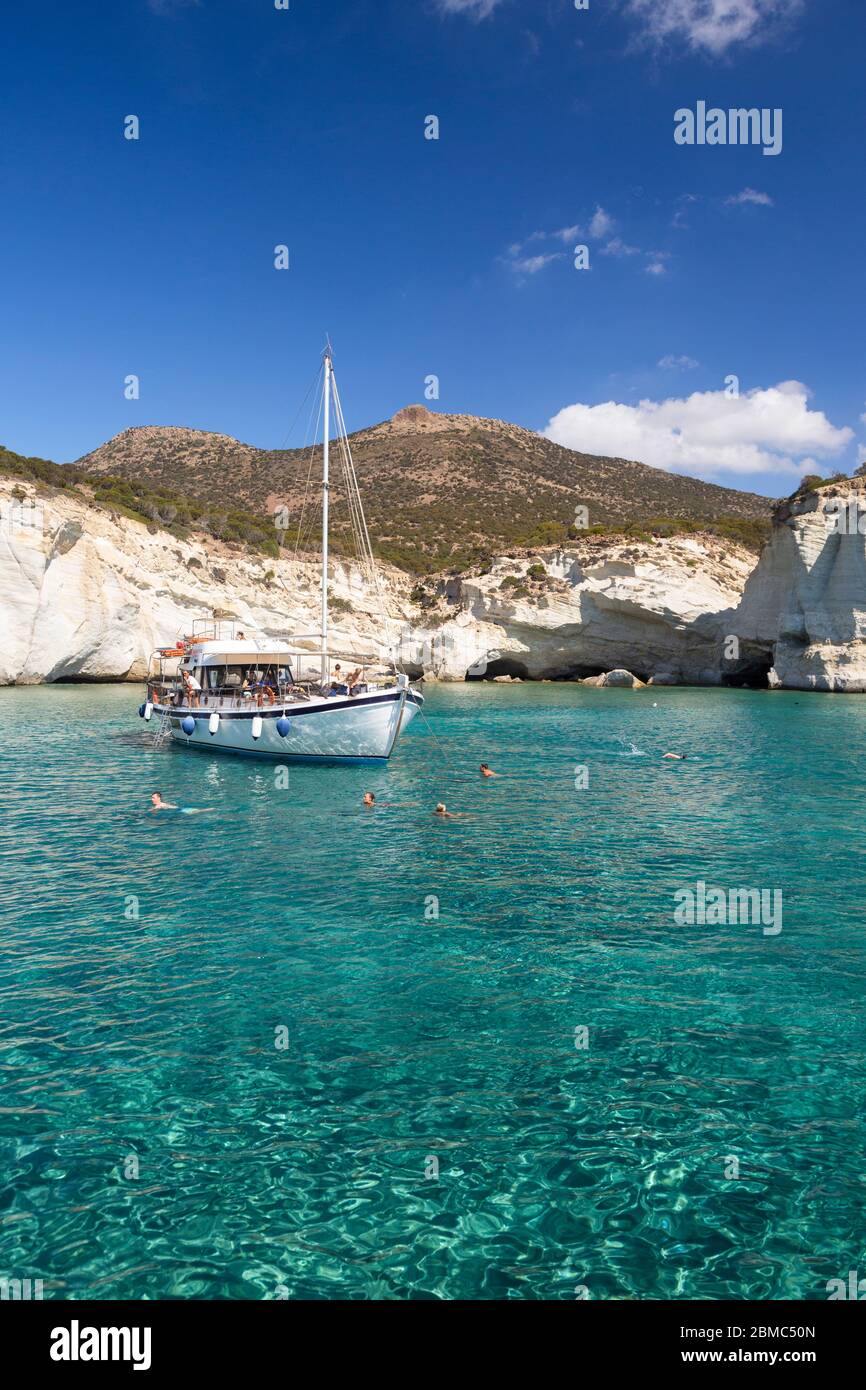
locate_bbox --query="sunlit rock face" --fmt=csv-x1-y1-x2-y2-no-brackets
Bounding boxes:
433,539,755,685
6,476,866,694
0,480,753,687
733,483,866,691
0,480,422,685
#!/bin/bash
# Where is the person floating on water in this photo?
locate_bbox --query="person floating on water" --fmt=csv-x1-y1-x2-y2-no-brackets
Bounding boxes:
479,763,497,778
662,752,687,760
434,803,462,819
150,792,214,815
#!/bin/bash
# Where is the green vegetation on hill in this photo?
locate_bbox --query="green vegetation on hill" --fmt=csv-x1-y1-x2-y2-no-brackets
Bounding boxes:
793,472,851,495
74,410,776,572
2,413,777,573
0,445,280,557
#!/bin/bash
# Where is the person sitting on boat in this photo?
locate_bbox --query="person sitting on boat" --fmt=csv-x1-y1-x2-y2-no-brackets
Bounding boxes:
346,667,366,695
328,663,348,696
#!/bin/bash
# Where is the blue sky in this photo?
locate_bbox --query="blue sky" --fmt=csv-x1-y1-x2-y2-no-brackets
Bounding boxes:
1,0,863,497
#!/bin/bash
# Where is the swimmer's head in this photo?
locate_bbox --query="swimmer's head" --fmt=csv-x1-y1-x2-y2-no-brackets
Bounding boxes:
435,803,446,814
480,763,489,770
151,793,161,806
363,792,375,805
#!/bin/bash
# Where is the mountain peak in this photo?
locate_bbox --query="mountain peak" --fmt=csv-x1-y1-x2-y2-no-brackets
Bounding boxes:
74,411,772,573
389,404,454,433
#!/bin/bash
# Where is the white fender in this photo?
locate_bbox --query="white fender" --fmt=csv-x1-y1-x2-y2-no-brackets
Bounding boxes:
144,702,153,721
251,715,263,740
209,712,220,736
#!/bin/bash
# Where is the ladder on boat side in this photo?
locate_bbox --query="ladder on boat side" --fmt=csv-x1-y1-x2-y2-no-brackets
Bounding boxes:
152,709,173,749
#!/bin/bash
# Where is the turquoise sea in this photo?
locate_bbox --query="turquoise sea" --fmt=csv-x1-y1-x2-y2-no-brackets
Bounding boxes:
1,681,864,1301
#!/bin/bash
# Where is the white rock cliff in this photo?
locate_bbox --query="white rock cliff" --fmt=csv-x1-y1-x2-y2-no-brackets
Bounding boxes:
733,481,866,691
2,478,864,691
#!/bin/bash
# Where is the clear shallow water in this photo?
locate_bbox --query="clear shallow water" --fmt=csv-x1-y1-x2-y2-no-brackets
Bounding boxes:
1,681,864,1301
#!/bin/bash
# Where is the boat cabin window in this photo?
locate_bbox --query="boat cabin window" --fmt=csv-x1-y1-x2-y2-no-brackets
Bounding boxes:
206,664,294,690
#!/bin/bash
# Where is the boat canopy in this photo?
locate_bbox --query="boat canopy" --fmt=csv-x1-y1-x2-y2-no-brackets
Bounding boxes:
183,641,299,666
181,640,380,667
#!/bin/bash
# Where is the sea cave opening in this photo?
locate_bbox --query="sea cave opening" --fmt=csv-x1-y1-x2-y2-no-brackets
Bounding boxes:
466,657,531,682
720,654,774,690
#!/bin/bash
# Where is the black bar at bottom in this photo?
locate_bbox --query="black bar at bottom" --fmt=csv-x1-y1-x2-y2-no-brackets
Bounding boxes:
4,1296,862,1376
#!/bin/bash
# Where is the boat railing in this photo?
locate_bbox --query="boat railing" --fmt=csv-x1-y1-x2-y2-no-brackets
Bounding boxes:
146,676,399,710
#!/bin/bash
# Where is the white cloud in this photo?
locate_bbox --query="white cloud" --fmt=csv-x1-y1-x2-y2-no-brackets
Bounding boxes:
509,252,564,276
435,0,504,17
544,380,853,479
509,224,581,256
659,354,700,370
625,0,805,56
589,206,615,239
726,188,774,206
601,238,641,257
510,210,614,257
505,209,652,276
552,223,584,243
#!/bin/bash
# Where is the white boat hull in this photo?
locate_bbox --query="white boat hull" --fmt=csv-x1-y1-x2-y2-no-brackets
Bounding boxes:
156,688,422,761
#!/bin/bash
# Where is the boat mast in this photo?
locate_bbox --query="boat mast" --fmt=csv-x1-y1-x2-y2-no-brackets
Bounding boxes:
321,344,331,685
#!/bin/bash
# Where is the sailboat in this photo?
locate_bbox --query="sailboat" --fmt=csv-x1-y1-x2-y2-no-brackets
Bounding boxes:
140,346,424,761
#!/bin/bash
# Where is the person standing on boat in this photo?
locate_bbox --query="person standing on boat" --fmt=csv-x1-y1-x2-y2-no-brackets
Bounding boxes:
183,670,201,708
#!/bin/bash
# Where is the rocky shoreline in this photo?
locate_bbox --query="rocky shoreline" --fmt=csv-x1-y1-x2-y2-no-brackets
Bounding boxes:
2,476,865,691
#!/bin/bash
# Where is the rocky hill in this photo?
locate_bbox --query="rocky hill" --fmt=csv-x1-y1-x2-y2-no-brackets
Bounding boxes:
0,471,760,686
74,406,773,573
2,465,862,691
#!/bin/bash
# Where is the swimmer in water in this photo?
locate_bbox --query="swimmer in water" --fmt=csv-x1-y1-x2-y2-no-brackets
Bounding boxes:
434,803,463,819
363,792,376,806
662,752,687,760
479,763,498,778
151,793,214,814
